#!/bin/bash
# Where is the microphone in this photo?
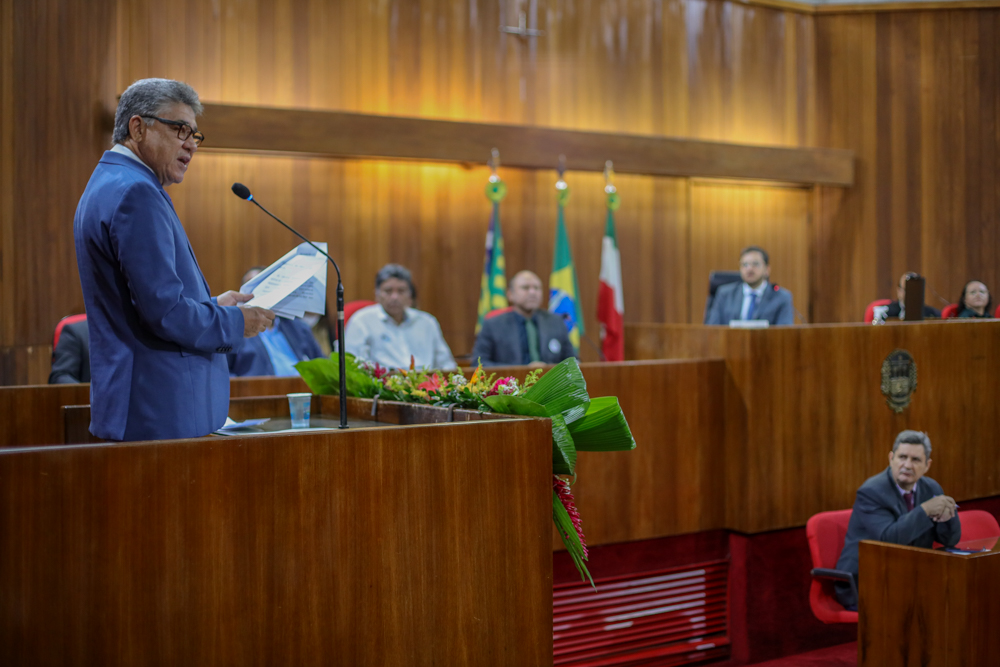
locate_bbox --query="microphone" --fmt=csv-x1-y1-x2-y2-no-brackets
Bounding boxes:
232,182,348,429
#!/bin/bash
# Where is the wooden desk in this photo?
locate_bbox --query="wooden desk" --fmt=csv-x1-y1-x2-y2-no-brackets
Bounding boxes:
0,416,553,666
622,321,1000,533
859,538,1000,666
0,376,309,447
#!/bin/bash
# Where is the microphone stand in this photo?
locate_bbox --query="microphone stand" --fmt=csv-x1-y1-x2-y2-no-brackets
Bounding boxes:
244,199,348,429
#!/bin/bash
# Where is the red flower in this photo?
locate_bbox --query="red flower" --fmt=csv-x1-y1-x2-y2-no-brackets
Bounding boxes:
372,363,389,380
417,373,443,392
487,376,517,397
553,476,588,558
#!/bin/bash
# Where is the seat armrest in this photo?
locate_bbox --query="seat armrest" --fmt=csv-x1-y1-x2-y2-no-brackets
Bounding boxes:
811,567,857,602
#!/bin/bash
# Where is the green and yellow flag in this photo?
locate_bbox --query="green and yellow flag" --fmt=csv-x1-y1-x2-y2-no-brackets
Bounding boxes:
548,180,584,352
476,177,509,334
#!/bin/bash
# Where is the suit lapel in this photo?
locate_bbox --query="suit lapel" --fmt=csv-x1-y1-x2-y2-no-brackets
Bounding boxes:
728,284,744,320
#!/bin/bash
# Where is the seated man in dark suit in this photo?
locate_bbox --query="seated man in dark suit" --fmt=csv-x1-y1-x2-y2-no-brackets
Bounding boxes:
227,268,324,377
834,430,961,610
472,270,575,367
884,272,941,319
705,246,794,325
49,318,91,384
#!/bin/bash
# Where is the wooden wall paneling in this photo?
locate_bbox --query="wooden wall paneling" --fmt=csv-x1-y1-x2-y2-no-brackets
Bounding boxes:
195,103,855,185
624,321,1000,533
813,15,879,323
0,418,554,665
0,383,91,448
563,360,731,548
0,0,118,385
812,11,1000,323
5,0,833,384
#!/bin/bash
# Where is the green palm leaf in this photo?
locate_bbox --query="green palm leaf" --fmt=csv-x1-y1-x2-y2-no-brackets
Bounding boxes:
551,414,577,475
523,358,590,424
567,397,636,452
482,395,548,417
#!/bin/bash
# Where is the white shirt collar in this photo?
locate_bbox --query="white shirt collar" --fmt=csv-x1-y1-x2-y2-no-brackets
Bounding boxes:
110,143,155,175
376,304,413,324
743,280,769,297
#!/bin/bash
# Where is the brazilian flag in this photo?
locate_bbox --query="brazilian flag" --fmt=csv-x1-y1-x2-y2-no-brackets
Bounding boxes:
548,186,584,352
476,181,509,334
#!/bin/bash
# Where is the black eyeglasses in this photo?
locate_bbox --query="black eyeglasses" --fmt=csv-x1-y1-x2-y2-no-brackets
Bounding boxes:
141,116,205,146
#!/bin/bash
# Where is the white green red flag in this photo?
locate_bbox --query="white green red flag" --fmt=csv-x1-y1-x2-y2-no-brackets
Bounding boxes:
597,190,624,361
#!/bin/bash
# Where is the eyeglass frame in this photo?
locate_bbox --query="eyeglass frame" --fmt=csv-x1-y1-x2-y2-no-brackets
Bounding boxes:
140,115,205,146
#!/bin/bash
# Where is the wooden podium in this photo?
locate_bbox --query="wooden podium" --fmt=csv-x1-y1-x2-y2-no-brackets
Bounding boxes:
859,538,1000,666
0,404,554,666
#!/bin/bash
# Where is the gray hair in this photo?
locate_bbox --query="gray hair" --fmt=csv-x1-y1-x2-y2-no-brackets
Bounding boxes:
892,430,932,459
375,264,415,294
112,78,203,144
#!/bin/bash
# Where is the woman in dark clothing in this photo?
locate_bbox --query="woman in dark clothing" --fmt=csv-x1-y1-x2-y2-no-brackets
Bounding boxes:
956,280,993,318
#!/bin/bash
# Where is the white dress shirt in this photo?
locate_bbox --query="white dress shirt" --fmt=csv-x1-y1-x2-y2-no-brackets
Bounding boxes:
740,281,769,320
345,304,457,371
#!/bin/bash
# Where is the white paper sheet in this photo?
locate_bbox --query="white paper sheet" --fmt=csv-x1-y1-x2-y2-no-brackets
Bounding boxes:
241,242,328,318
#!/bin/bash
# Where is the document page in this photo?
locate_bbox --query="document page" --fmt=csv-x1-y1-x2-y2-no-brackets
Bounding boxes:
241,242,328,319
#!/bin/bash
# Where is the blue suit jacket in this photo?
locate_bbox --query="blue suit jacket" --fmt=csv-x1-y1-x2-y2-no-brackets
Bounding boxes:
705,281,795,325
74,151,244,441
227,318,323,376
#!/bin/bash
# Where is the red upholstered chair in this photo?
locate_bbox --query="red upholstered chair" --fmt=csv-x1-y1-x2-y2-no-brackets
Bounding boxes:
935,510,1000,547
344,300,375,325
863,299,892,323
805,509,859,624
941,304,960,319
53,314,87,349
995,304,1000,318
486,306,513,319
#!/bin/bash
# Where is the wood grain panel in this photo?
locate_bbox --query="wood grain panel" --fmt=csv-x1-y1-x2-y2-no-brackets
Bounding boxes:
0,418,553,666
196,103,854,185
7,1,999,385
626,321,1000,533
813,11,1000,322
859,541,1000,666
2,377,309,447
1,0,823,384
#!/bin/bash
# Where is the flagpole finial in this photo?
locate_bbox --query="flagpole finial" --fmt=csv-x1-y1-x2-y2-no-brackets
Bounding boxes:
489,148,501,183
556,154,568,190
604,160,617,194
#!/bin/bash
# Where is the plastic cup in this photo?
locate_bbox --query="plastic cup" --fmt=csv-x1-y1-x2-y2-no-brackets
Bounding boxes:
287,393,312,429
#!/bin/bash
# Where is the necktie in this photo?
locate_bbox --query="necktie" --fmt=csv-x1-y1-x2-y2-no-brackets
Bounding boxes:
903,491,914,512
745,293,759,320
525,318,541,363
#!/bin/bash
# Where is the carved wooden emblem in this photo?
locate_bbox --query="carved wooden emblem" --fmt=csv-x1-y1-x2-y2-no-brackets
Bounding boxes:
881,349,917,413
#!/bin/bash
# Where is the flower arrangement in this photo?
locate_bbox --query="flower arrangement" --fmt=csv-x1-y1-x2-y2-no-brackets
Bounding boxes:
295,353,635,585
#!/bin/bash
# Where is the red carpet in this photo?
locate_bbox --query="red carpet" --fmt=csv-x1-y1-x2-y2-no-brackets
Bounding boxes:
749,642,856,666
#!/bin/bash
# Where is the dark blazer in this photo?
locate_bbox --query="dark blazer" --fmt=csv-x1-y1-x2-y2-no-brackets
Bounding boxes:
49,320,91,384
472,310,575,367
834,467,961,608
227,318,323,376
74,151,244,441
705,281,794,325
885,301,941,319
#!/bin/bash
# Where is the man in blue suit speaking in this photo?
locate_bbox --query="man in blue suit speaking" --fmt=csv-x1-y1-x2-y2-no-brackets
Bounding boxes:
74,79,275,441
705,246,795,326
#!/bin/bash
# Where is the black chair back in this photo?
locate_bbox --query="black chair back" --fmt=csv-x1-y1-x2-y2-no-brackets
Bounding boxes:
703,271,742,324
